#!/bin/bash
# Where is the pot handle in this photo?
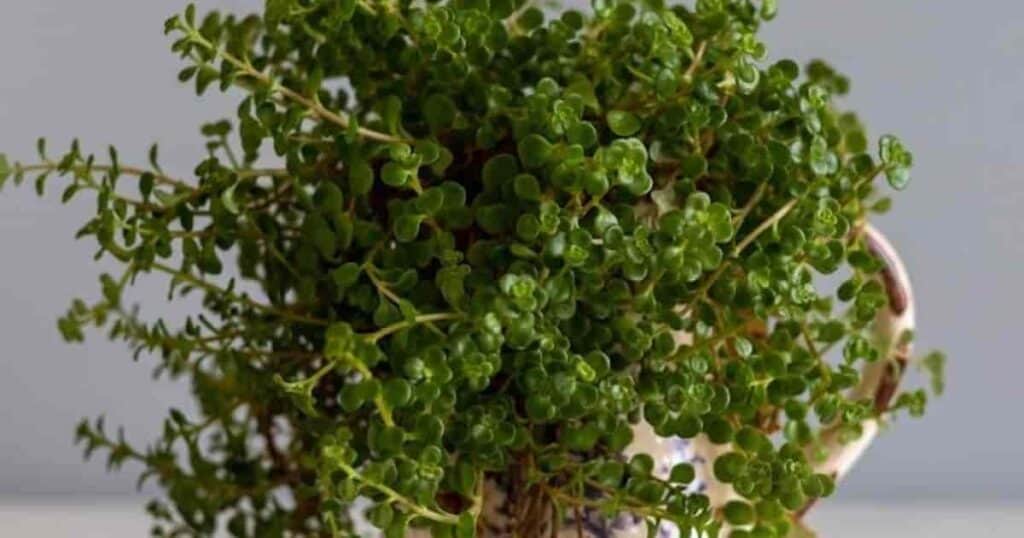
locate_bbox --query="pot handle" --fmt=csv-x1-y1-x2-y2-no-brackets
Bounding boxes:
796,222,916,518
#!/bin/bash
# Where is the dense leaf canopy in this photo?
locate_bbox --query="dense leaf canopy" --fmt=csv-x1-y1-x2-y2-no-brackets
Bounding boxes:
0,1,942,537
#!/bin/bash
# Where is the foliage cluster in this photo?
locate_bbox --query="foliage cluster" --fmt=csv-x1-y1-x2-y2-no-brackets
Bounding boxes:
0,1,943,536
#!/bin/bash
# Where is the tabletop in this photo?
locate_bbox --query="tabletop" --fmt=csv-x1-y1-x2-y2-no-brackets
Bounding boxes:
1,497,1021,537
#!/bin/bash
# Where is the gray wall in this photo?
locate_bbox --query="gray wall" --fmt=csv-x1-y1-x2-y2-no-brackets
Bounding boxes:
0,1,1019,499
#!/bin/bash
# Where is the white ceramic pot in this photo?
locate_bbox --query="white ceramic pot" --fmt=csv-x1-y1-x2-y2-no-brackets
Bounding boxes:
406,224,914,537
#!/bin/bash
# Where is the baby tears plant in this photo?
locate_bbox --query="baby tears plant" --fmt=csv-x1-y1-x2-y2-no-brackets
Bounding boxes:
0,1,945,537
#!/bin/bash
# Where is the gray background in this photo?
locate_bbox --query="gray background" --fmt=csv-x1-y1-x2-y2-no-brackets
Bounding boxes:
0,0,1019,502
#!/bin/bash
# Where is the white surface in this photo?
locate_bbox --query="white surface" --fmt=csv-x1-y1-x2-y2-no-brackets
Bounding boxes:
1,497,1022,537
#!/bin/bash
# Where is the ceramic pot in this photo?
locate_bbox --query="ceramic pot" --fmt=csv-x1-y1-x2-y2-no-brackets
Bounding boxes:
407,223,914,537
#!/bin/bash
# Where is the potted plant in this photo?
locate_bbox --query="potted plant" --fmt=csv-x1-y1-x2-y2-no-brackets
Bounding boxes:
0,1,945,536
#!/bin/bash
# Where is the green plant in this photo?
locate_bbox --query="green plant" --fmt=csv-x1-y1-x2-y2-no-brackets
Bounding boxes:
0,1,944,537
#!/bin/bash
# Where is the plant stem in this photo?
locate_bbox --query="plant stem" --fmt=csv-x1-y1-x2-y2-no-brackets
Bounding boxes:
367,312,463,342
183,27,405,144
364,264,404,306
21,161,288,210
219,135,241,169
684,41,708,80
20,162,194,193
331,351,396,427
505,0,536,33
335,460,460,524
731,197,799,257
544,482,682,527
150,261,327,326
732,181,768,228
680,196,801,316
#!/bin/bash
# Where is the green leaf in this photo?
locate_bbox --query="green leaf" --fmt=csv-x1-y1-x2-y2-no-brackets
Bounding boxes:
315,182,345,214
338,382,370,412
513,173,542,201
808,135,837,176
384,516,409,538
886,166,911,190
303,214,337,259
60,184,78,204
680,154,707,178
273,374,319,417
713,452,746,483
607,110,641,136
382,378,412,408
655,68,680,99
372,425,405,455
195,65,218,95
148,144,160,171
669,463,695,484
707,202,734,242
220,183,240,214
238,115,265,156
879,134,913,189
476,204,512,234
177,66,198,83
415,187,445,215
517,134,553,169
456,512,476,538
331,262,362,289
436,265,469,308
439,181,467,209
367,502,394,529
920,351,947,395
723,501,755,525
414,139,441,165
324,322,356,358
423,94,457,133
0,154,11,187
381,162,411,187
482,154,519,189
138,172,155,199
394,214,423,242
264,0,289,25
628,453,654,477
349,159,374,195
380,95,404,135
34,173,48,196
566,121,598,148
879,134,903,166
519,7,544,30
